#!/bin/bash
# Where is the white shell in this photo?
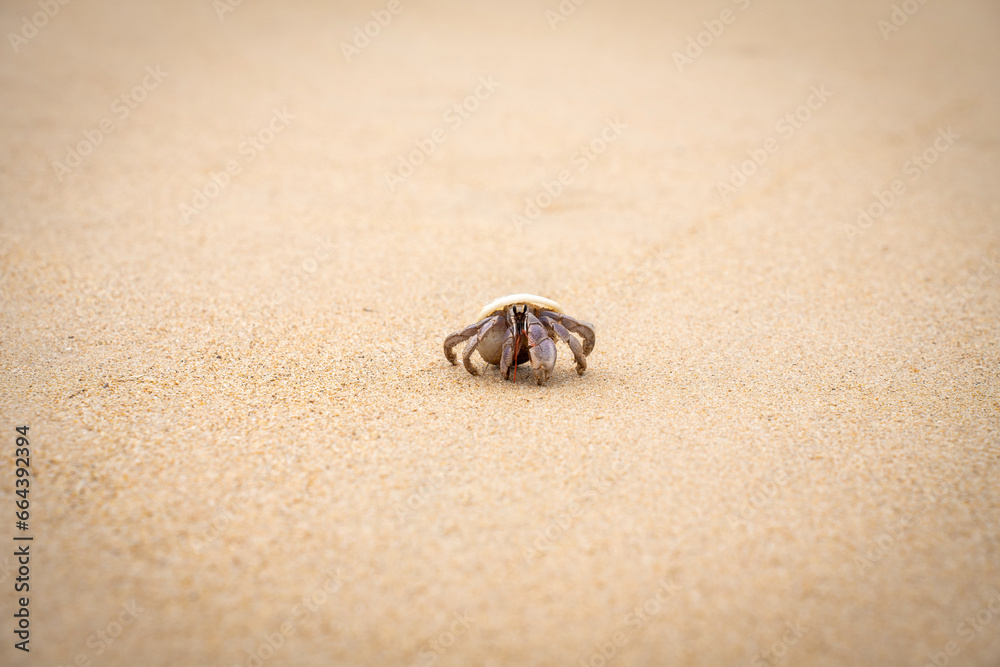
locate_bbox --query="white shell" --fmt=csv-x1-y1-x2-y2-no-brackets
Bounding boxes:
476,293,563,320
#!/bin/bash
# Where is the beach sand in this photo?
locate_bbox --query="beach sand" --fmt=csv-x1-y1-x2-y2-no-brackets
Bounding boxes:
1,1,999,665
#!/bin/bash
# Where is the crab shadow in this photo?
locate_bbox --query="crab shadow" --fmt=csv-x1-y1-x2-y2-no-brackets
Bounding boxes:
476,362,589,388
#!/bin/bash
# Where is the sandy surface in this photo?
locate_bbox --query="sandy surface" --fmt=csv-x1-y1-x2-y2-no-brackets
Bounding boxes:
2,0,999,665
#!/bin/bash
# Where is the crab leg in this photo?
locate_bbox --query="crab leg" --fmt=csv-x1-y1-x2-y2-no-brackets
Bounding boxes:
500,325,517,380
540,316,587,375
459,316,504,376
539,310,595,355
443,315,498,366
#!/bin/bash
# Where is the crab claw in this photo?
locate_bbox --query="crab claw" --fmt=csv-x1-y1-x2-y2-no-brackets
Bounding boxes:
526,314,557,385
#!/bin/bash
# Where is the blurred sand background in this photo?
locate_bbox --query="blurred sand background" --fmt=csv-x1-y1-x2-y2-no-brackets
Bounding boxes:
2,0,999,665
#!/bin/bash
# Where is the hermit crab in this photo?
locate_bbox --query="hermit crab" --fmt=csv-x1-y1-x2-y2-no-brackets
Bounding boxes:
443,294,596,385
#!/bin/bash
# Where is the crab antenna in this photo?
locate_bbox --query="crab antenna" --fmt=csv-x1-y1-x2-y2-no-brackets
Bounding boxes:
511,307,523,383
511,325,521,383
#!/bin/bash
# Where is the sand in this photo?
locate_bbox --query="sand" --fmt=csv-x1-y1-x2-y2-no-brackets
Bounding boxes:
1,0,999,665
